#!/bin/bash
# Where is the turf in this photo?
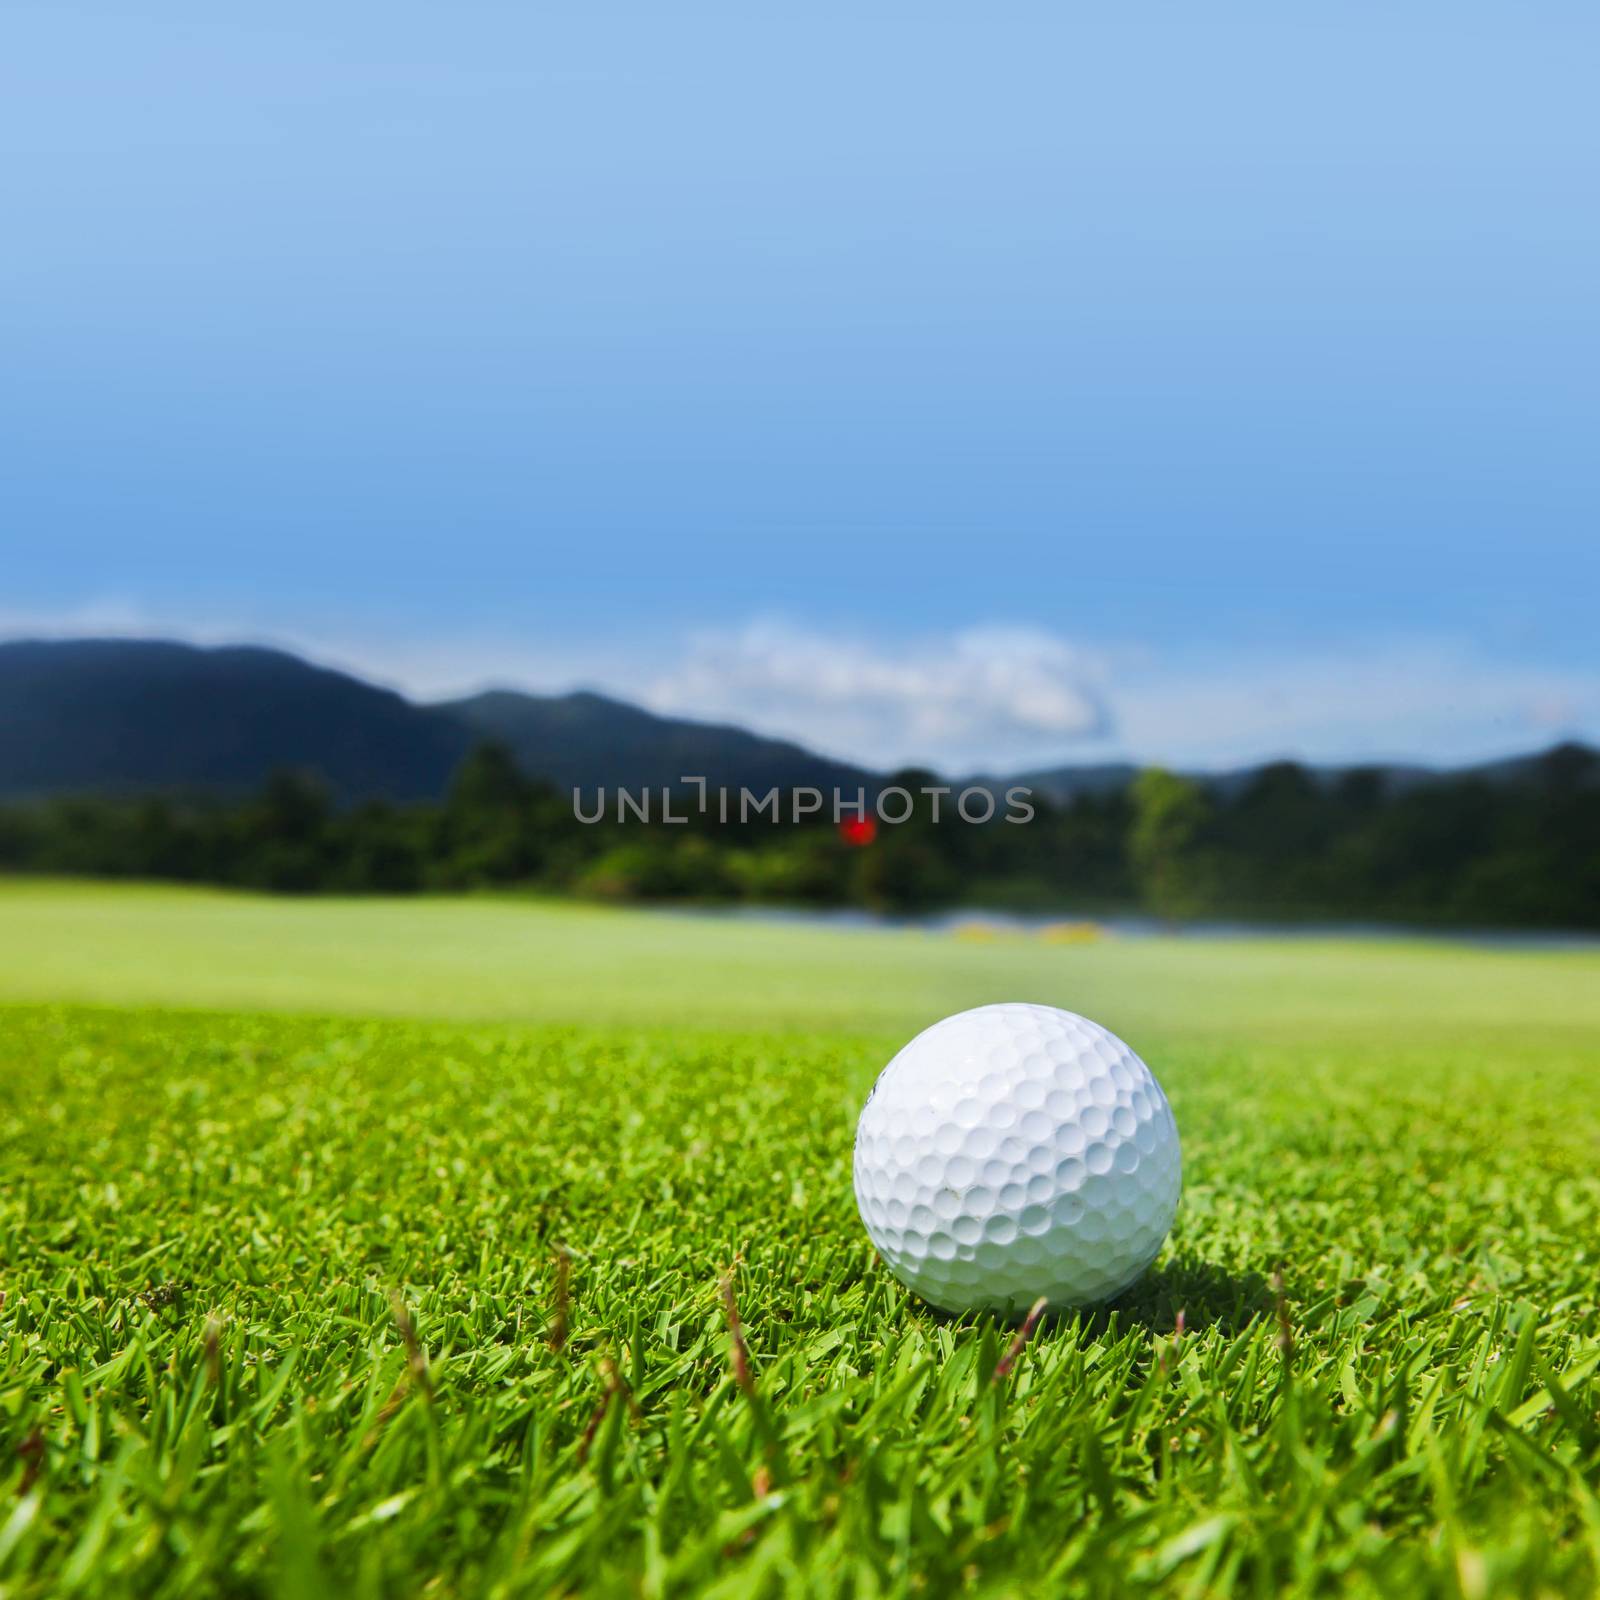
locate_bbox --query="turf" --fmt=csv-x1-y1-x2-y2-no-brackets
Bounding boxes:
0,886,1597,1595
4,878,1599,1040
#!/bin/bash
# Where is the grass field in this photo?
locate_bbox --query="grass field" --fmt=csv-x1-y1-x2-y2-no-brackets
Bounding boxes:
1,881,1598,1596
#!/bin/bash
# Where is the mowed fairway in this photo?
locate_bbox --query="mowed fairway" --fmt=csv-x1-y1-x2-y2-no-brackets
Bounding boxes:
1,883,1598,1596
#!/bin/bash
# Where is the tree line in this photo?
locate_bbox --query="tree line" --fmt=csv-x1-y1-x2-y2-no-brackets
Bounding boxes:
0,741,1595,929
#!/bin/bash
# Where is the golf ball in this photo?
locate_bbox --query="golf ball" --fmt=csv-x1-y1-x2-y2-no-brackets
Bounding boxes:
853,1003,1181,1314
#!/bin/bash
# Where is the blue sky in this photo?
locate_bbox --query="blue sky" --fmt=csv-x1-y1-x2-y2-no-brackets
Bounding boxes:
5,3,1598,771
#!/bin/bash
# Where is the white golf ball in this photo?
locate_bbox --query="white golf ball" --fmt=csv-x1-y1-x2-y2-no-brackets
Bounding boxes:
853,1003,1181,1314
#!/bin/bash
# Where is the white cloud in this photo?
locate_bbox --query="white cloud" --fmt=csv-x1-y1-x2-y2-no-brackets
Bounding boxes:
639,621,1111,772
636,627,1600,773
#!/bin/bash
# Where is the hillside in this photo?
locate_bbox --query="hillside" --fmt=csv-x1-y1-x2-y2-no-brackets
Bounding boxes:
1020,746,1598,806
0,639,877,802
0,639,472,803
439,687,877,798
4,638,1593,811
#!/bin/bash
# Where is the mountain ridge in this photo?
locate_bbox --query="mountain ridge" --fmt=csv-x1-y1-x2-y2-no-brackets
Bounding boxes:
0,638,880,803
0,638,471,803
1,637,1592,804
438,685,878,797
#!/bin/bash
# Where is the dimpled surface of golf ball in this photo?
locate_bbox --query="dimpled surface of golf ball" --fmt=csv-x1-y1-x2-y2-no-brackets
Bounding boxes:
853,1003,1181,1314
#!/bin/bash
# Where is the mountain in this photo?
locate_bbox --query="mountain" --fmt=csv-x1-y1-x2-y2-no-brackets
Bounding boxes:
1016,757,1431,807
1457,742,1600,790
4,637,1592,808
997,762,1140,806
0,639,876,803
438,687,878,797
1019,745,1598,806
0,639,474,802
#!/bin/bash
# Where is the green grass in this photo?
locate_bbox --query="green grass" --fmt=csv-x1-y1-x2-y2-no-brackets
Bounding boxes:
5,878,1600,1041
1,882,1597,1595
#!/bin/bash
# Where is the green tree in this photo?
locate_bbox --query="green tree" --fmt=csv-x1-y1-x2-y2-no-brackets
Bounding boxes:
442,742,538,884
239,771,332,892
852,835,957,914
1128,768,1214,924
